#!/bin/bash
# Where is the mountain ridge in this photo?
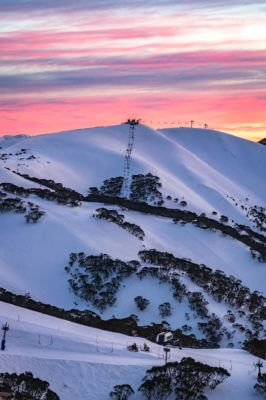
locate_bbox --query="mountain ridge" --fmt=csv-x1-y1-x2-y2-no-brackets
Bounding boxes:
0,123,265,399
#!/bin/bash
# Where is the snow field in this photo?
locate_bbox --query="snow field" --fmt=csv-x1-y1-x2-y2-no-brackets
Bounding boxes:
0,302,264,400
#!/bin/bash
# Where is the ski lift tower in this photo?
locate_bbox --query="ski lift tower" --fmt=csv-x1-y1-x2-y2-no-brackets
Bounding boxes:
1,323,9,351
122,119,140,198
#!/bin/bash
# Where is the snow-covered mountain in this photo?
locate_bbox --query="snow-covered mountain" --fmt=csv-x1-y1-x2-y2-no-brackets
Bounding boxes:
1,125,265,218
0,124,265,399
0,134,29,149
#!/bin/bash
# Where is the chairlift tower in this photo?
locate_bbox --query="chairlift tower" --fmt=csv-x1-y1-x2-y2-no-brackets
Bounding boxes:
122,119,140,198
255,359,263,380
1,323,9,351
163,347,171,364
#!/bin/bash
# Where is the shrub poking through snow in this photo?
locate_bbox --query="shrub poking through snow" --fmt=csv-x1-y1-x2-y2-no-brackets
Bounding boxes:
0,371,60,399
139,357,230,400
0,197,26,214
94,208,145,240
25,208,45,223
220,215,229,223
139,375,172,400
0,194,45,223
243,339,266,359
139,249,265,338
134,296,150,311
254,373,266,398
159,302,172,318
66,253,139,312
100,177,124,196
89,177,124,197
109,384,134,400
129,173,163,205
1,181,82,207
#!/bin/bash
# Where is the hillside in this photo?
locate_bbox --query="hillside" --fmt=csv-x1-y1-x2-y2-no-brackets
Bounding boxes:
0,124,265,399
0,301,263,400
0,134,29,149
1,124,265,220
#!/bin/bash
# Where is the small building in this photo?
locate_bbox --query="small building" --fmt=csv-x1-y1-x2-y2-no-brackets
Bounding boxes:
156,331,173,345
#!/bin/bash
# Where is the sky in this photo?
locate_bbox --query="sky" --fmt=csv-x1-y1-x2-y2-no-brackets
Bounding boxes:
0,0,266,140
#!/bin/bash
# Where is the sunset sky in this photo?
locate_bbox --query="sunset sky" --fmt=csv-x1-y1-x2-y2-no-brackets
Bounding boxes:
1,0,266,140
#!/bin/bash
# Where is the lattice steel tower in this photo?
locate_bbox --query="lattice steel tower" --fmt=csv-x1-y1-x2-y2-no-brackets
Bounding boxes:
122,119,140,198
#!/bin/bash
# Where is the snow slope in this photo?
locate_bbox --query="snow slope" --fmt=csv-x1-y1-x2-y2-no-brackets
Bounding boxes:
0,124,265,398
0,195,264,327
0,125,265,338
1,124,265,221
0,165,41,189
0,301,264,400
0,135,29,149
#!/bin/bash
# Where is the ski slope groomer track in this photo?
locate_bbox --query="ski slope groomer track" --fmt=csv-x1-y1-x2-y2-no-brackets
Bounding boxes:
0,302,264,400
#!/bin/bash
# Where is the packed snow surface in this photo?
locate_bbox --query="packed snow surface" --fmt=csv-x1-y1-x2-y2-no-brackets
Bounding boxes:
0,302,264,400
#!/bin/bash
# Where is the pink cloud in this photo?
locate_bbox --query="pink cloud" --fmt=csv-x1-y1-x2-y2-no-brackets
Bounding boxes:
1,2,265,140
1,91,266,141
